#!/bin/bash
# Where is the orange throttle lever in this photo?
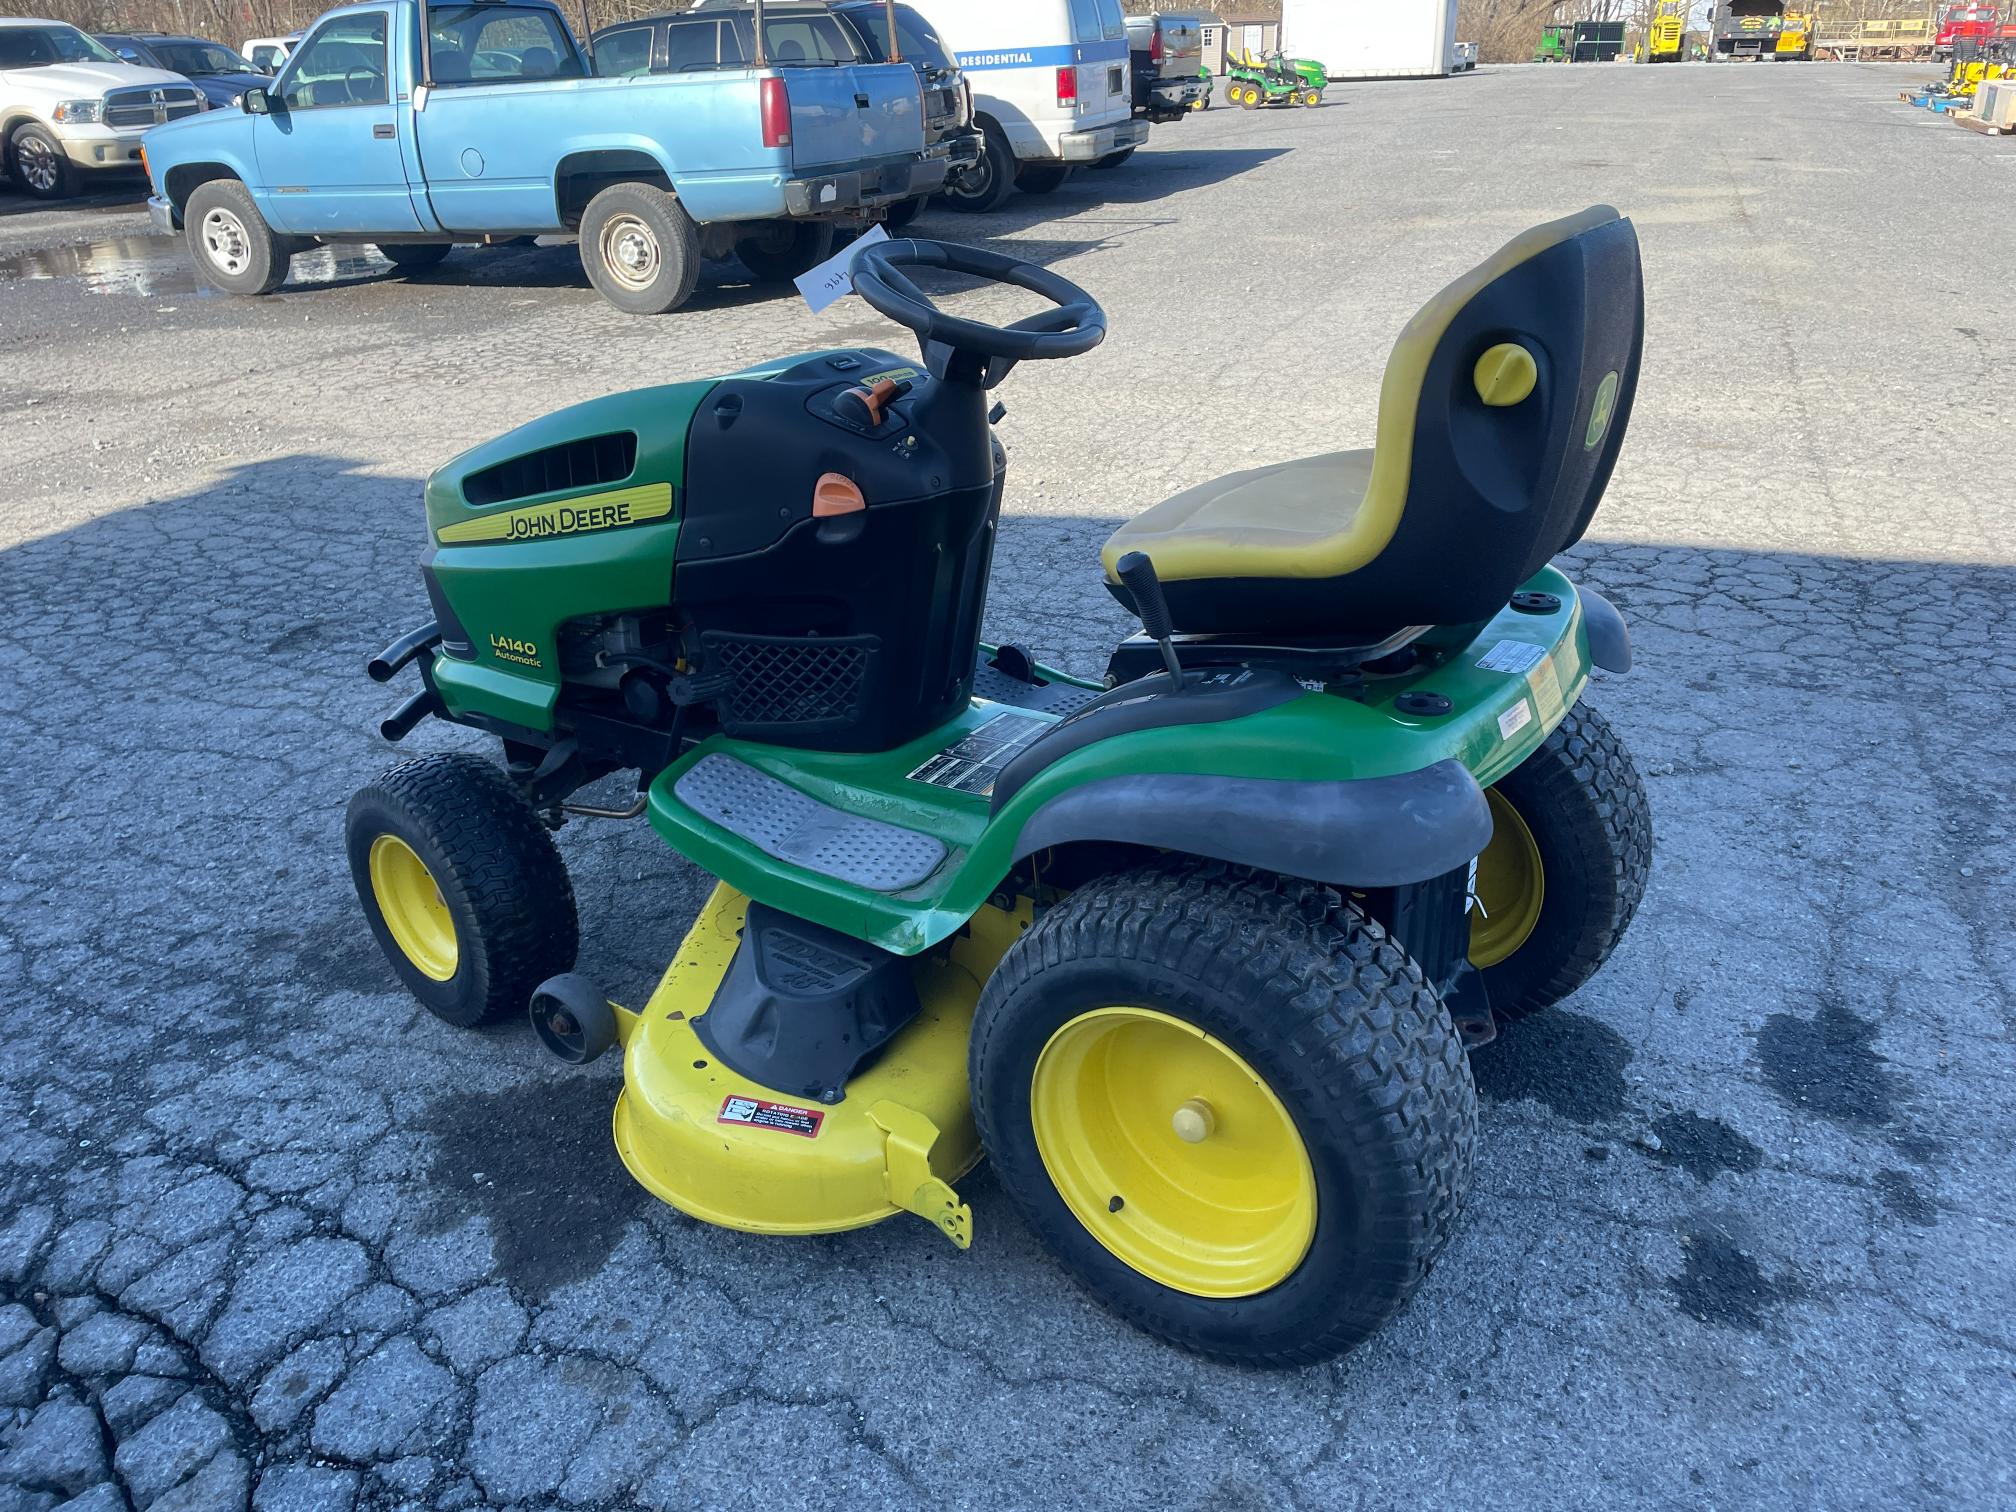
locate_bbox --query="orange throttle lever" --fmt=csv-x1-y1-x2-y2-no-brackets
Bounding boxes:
834,376,910,428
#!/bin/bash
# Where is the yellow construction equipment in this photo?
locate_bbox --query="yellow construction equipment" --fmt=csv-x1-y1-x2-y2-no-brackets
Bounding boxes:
1649,0,1688,61
1776,11,1817,57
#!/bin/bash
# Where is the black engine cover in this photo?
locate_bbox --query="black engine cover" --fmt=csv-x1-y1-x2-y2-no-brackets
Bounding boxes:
674,348,1006,752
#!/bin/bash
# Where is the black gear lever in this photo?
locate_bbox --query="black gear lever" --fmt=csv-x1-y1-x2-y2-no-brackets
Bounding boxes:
1116,551,1185,688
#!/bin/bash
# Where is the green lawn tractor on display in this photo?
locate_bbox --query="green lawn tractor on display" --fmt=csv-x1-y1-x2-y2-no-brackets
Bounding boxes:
1536,23,1573,61
1226,49,1327,107
349,208,1653,1367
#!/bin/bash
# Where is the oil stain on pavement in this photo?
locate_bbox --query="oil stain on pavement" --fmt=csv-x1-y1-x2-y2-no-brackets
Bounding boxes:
1646,1110,1764,1182
421,1077,645,1298
1755,998,1900,1127
1873,1167,1938,1227
1471,1009,1633,1123
1667,1220,1808,1333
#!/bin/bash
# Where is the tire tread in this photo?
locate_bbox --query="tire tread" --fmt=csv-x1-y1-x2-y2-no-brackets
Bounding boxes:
347,754,578,1026
972,859,1477,1368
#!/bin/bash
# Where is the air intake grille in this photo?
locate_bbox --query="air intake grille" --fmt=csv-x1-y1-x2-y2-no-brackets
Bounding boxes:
463,432,638,506
702,632,878,738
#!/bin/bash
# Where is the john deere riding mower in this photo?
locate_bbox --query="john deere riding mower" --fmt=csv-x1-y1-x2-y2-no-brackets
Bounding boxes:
349,209,1653,1366
1226,49,1327,107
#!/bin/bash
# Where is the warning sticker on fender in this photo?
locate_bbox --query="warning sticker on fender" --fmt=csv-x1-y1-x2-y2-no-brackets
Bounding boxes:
1527,658,1566,727
907,712,1050,797
1475,639,1547,676
1497,699,1534,741
718,1095,824,1138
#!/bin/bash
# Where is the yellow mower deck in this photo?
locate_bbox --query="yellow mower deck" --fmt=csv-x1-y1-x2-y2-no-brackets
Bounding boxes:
608,884,1027,1248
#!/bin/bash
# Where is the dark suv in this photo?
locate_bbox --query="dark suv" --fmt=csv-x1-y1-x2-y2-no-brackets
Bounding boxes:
94,32,267,108
591,2,977,225
829,4,976,164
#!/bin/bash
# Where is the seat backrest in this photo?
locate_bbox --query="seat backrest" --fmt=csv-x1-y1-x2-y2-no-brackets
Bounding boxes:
1353,206,1644,627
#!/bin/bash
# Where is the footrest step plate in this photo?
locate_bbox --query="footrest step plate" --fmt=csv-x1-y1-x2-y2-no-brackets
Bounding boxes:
674,754,947,893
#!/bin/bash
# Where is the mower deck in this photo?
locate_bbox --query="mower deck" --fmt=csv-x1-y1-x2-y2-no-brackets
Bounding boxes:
610,883,1028,1247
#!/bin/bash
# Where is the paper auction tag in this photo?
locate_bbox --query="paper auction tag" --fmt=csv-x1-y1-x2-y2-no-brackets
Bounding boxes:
795,224,890,315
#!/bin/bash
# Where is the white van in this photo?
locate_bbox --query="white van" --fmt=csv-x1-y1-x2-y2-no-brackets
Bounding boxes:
238,32,300,73
916,0,1146,212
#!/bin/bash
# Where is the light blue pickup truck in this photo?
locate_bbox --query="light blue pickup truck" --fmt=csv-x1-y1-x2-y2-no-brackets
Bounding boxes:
141,0,940,312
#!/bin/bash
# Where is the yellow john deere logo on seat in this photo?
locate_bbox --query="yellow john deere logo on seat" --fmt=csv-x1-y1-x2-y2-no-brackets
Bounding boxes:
437,482,673,545
1584,371,1621,451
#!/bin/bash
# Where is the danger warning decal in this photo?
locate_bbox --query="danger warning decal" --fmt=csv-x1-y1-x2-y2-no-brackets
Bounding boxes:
718,1095,824,1138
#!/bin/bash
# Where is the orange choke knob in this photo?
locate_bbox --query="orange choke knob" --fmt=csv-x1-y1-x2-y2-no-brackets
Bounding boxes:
813,473,866,518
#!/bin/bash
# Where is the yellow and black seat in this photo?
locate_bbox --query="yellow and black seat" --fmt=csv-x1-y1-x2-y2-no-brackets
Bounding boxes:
1100,206,1643,637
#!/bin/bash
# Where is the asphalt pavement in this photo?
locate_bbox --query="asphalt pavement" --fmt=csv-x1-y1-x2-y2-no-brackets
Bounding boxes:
1,60,2011,1512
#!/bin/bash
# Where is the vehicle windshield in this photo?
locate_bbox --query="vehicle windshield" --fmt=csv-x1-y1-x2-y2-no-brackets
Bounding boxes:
846,5,955,70
152,40,255,75
0,24,123,68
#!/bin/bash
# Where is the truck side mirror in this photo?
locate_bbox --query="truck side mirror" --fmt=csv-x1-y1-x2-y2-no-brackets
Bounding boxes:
243,87,271,114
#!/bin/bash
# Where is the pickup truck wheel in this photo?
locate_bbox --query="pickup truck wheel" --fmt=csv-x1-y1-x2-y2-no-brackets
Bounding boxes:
184,180,292,295
1014,163,1073,194
938,122,1015,214
8,124,74,200
883,196,923,230
377,243,453,271
579,182,700,316
733,221,835,285
1091,148,1136,170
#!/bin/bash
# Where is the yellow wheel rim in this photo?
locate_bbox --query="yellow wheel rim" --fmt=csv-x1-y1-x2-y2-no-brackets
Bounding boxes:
1469,789,1544,968
1030,1007,1316,1298
368,834,459,981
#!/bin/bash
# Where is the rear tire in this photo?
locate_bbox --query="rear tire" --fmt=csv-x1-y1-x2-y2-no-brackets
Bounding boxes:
184,179,291,295
377,242,452,270
1014,162,1073,194
1472,703,1653,1022
578,181,700,315
733,220,835,284
7,122,73,200
939,120,1015,213
973,860,1476,1367
345,754,579,1028
883,195,923,230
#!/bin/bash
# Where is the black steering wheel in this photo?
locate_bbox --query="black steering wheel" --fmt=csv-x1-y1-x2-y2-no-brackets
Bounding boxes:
850,239,1106,362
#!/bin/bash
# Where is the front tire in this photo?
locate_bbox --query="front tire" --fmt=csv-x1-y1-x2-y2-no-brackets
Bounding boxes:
1091,147,1136,170
345,754,579,1028
184,179,292,295
1470,703,1653,1021
578,181,701,315
733,220,835,284
973,860,1476,1367
939,121,1015,214
8,123,73,200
